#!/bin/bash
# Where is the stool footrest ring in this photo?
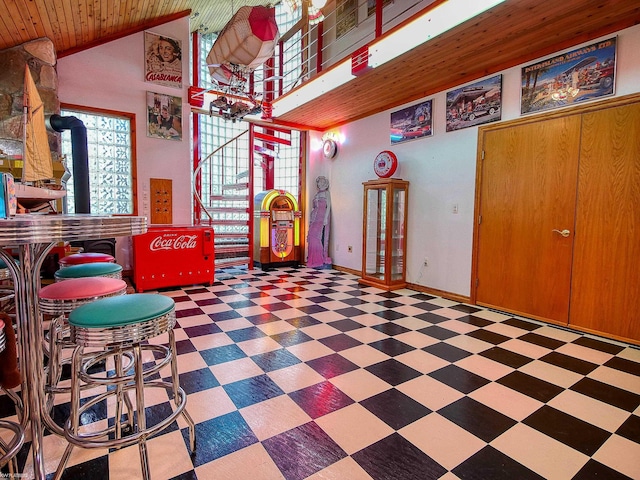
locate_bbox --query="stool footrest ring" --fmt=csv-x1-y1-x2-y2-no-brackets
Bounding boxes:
78,344,171,385
64,383,188,450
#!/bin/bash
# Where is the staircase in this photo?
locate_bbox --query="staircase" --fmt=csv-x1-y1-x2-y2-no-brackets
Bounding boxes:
194,124,295,270
194,130,251,269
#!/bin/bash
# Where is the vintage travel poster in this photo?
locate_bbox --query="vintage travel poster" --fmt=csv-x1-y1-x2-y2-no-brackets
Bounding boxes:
144,32,183,88
521,37,616,114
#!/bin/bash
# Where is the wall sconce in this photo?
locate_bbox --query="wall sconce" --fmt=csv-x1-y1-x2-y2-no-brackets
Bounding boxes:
321,131,342,158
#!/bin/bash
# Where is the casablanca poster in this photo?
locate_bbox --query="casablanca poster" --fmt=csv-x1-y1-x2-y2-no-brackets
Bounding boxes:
521,37,616,115
147,92,183,140
144,32,183,88
390,100,433,145
446,75,502,132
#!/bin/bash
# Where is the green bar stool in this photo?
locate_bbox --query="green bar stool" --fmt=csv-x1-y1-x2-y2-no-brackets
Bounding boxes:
39,276,129,435
54,262,123,281
0,318,25,477
54,294,195,480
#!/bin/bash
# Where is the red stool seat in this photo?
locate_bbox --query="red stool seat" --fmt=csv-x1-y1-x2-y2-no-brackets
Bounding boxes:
40,277,127,313
59,252,115,268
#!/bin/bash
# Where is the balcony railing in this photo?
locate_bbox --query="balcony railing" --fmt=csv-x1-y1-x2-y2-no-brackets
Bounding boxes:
268,0,433,101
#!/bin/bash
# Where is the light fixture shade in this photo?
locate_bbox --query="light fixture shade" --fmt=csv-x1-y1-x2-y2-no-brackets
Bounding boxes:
308,5,325,25
311,0,327,8
284,0,301,13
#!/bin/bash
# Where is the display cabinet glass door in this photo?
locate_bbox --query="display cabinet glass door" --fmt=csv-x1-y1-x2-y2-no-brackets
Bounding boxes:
364,187,386,279
361,178,408,290
390,186,406,281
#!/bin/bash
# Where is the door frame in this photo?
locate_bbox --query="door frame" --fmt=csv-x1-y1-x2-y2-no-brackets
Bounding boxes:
470,92,640,322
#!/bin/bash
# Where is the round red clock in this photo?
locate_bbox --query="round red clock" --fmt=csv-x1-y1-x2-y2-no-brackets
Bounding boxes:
374,150,398,178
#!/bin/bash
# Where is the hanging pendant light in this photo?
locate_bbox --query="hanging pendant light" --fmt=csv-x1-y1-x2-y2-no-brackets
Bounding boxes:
308,4,325,25
284,0,301,13
285,0,325,25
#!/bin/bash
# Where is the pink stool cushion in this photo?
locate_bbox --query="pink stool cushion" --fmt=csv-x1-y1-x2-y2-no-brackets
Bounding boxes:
39,277,127,300
59,252,115,267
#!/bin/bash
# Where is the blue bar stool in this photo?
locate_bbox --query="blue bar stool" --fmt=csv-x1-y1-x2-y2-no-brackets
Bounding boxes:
0,318,25,477
54,262,123,281
54,294,195,480
39,277,129,435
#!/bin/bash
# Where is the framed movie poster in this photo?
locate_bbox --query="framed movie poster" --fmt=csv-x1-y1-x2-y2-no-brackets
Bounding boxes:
147,92,182,141
521,37,616,115
144,31,182,88
336,0,357,39
446,75,502,132
390,99,433,145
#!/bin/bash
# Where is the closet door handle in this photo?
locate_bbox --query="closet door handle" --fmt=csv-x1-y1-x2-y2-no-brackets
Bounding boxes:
552,229,571,237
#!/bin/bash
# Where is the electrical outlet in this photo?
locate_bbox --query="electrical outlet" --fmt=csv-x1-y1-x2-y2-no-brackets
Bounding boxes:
452,204,459,214
348,245,353,253
423,257,428,266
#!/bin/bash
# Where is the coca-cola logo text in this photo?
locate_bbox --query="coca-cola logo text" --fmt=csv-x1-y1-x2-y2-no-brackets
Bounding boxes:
149,235,198,251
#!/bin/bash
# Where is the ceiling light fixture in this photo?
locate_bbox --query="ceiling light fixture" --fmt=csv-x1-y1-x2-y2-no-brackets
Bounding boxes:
285,0,325,24
308,5,325,25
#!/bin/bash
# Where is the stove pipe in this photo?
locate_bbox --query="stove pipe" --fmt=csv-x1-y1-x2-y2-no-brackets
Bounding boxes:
47,114,90,214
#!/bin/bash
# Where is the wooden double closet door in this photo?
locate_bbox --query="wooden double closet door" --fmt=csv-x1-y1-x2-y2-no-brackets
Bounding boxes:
473,94,640,344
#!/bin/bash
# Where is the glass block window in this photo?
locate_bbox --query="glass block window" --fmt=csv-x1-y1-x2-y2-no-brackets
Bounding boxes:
273,129,301,199
61,108,134,215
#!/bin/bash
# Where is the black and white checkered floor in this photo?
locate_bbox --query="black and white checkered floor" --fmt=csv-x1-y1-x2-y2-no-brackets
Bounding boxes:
2,267,640,479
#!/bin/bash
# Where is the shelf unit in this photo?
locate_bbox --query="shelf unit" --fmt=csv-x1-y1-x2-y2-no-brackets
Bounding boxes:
360,178,409,291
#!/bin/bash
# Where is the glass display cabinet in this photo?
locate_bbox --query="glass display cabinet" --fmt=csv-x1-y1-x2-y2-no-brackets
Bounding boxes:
360,178,409,290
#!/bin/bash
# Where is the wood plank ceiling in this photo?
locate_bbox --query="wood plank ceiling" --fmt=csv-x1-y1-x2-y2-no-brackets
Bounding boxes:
0,0,639,131
0,0,268,55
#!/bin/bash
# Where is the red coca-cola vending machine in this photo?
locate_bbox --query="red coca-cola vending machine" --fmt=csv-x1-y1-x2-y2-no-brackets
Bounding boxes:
132,225,214,292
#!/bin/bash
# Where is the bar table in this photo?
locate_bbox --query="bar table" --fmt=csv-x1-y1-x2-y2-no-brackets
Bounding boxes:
0,214,147,480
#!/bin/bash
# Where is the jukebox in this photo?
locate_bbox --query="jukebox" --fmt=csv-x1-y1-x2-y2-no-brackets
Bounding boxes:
254,189,301,269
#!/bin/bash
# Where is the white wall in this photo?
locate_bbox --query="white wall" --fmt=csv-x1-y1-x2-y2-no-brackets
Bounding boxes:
57,17,191,267
309,24,640,297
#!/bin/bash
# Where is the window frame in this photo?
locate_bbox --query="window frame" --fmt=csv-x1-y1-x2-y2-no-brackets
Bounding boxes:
60,103,138,216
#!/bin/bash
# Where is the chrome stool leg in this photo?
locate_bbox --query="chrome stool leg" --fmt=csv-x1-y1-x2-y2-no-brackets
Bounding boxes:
0,316,25,475
0,419,25,475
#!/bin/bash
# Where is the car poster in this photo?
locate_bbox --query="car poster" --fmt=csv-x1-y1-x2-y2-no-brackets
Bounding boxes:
390,99,433,145
446,75,502,132
520,37,616,115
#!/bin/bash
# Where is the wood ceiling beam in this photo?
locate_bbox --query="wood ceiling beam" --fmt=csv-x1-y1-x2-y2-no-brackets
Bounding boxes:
58,9,190,58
